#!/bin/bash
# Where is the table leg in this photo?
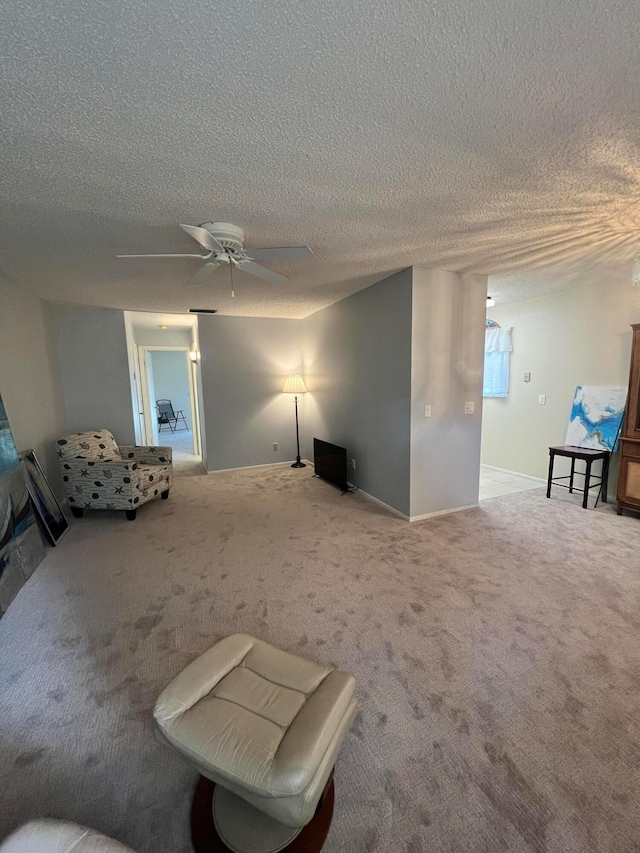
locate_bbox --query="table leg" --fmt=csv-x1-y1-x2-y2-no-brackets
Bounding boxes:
546,451,554,499
569,457,575,493
583,459,591,508
601,454,610,504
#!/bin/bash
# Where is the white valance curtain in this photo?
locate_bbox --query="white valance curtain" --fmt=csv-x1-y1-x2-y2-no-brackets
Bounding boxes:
483,328,513,398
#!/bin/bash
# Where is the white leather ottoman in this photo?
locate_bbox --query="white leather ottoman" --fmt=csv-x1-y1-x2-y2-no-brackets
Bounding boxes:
0,820,135,852
153,634,357,853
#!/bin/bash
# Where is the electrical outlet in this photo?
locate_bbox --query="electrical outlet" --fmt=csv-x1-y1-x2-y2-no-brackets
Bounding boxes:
538,394,546,406
464,401,475,415
351,458,356,471
524,372,531,382
272,442,278,451
424,404,432,418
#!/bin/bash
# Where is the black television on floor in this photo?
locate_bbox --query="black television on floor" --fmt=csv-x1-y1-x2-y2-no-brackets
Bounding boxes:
313,438,348,493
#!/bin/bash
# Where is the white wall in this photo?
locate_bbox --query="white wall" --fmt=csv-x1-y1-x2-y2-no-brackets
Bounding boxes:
131,326,192,347
410,268,487,518
302,269,413,516
149,350,191,430
481,273,640,483
51,305,136,445
197,315,303,471
0,285,66,497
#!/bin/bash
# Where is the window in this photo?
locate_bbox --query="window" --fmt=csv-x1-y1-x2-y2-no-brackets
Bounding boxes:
483,327,512,398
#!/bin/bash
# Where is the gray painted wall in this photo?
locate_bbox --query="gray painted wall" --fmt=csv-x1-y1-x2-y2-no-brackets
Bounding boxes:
302,269,413,515
198,315,303,471
149,350,191,430
0,286,66,497
410,268,487,517
51,305,136,445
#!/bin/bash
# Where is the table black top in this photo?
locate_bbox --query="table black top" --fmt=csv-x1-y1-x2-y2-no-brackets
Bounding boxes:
548,445,609,459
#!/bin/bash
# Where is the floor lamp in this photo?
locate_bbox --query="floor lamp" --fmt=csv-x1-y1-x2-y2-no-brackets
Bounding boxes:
283,374,307,468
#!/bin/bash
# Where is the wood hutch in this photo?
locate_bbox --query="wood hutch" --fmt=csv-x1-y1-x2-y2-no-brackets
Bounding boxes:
617,323,640,516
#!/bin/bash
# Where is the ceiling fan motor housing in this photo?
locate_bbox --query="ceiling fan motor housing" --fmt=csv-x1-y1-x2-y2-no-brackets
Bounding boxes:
200,222,245,255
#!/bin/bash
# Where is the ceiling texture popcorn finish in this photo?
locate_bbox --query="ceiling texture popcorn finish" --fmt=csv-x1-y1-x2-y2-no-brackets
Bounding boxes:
1,0,639,317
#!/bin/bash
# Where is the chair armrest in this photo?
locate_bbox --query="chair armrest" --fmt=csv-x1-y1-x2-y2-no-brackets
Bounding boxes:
119,446,172,465
61,458,134,473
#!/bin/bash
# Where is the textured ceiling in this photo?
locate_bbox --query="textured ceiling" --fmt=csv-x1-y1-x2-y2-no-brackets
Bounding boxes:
1,0,639,317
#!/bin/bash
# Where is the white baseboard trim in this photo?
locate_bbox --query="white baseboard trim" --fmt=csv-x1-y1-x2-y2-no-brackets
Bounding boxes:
481,463,546,484
350,485,410,521
408,503,479,522
208,460,299,475
350,485,478,523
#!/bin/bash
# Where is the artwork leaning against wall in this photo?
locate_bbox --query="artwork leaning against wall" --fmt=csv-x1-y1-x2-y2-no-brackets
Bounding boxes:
0,392,45,616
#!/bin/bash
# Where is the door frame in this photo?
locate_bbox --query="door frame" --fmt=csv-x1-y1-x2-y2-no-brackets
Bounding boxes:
137,346,201,456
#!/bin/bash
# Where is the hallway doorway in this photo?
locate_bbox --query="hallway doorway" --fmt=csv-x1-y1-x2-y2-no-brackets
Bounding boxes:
137,345,201,468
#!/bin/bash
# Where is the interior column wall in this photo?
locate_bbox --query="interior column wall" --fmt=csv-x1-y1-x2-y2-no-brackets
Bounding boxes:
410,268,487,518
302,269,413,516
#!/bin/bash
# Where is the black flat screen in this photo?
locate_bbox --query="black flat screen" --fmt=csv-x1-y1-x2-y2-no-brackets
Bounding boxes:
313,438,348,491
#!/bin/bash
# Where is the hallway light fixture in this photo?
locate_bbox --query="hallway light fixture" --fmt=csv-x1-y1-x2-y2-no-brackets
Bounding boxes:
486,296,495,308
282,375,307,469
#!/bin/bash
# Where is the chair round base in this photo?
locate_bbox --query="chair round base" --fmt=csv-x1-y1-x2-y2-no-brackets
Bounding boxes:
191,775,335,853
214,787,302,853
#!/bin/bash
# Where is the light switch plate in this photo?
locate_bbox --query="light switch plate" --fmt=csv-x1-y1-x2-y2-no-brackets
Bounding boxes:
538,394,546,405
524,372,531,382
424,404,431,418
464,401,475,415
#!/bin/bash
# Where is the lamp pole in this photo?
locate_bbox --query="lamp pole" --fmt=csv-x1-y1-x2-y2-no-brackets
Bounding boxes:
282,374,307,469
292,394,305,468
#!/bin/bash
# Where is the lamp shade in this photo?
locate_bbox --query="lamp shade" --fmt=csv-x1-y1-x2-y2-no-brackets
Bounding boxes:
282,374,307,394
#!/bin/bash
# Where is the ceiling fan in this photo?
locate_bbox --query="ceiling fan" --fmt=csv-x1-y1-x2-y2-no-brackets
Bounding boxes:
118,222,313,295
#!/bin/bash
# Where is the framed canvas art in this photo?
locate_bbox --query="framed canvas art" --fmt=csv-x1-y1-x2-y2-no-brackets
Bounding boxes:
565,386,626,451
0,394,45,616
21,450,69,545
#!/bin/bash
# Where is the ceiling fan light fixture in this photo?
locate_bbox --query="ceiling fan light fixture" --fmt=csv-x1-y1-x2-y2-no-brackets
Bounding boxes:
118,222,313,290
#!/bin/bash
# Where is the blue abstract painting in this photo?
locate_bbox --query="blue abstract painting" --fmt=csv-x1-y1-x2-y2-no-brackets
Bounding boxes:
0,393,45,616
565,386,626,452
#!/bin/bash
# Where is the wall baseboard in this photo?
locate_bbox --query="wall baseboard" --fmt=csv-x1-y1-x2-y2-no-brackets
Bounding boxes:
208,460,299,475
348,484,409,520
408,503,479,522
480,463,546,483
351,485,479,522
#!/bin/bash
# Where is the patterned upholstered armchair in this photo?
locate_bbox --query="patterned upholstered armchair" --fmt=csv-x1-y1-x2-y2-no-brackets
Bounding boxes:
56,430,172,521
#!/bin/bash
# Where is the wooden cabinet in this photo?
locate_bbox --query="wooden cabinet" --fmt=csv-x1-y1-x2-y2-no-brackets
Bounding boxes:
617,323,640,516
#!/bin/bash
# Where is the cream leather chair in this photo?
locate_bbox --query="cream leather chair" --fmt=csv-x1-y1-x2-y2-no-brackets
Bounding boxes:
154,634,357,853
0,819,135,852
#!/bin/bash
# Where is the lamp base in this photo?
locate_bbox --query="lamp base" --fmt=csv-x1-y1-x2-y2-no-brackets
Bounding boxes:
291,461,306,469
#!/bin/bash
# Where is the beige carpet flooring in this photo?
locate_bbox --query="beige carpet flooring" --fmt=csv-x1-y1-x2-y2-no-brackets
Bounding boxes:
0,465,639,852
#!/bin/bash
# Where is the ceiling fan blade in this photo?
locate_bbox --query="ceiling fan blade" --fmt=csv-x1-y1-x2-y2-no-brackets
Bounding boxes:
117,252,206,259
185,262,219,287
247,246,314,263
239,261,288,284
179,224,225,253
